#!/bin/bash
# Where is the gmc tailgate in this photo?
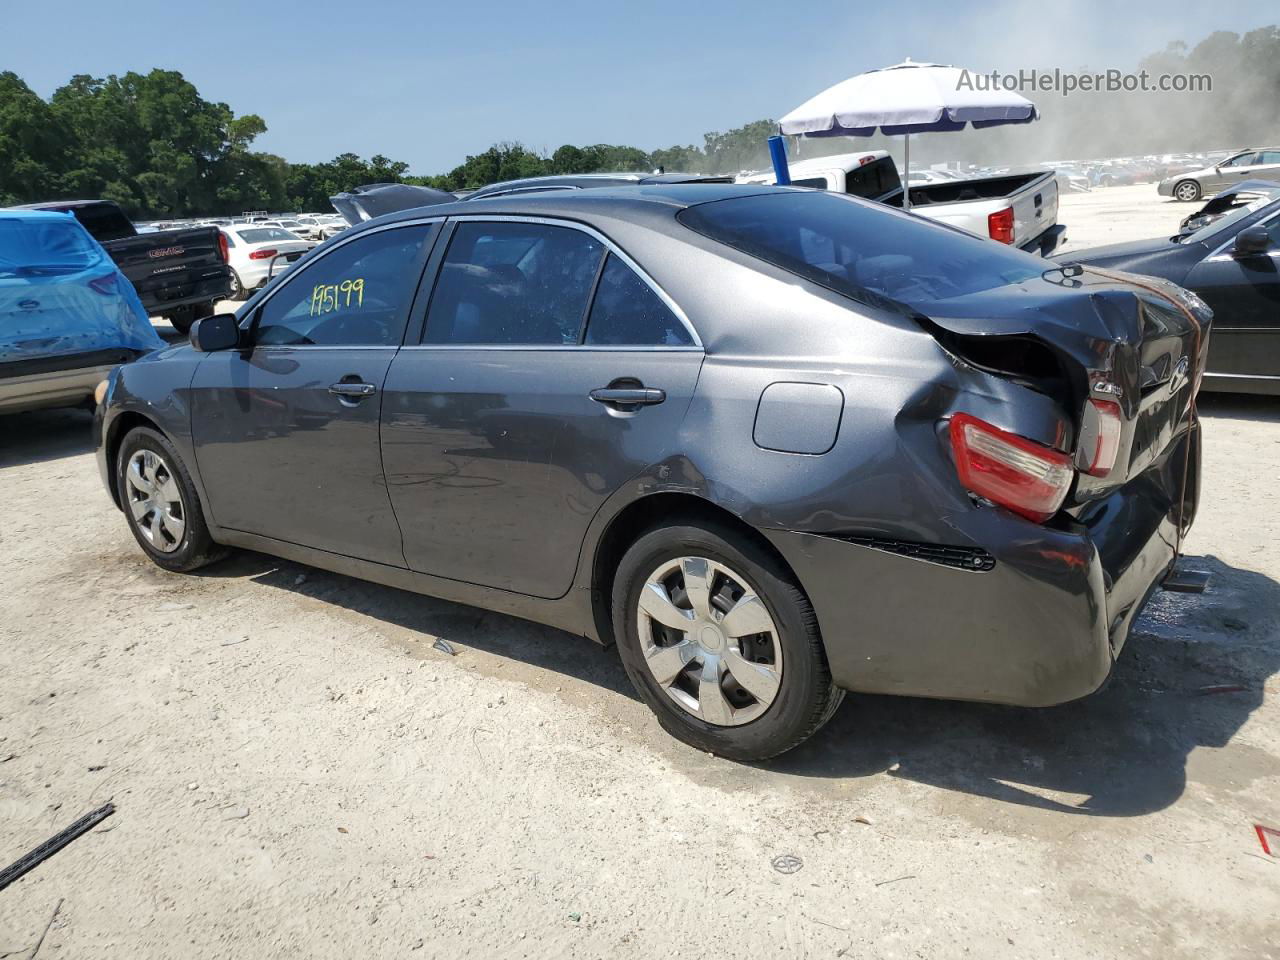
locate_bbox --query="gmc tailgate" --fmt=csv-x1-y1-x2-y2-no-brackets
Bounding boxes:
103,226,231,313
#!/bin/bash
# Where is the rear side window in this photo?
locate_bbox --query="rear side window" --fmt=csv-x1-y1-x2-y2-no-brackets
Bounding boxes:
584,254,692,346
254,224,431,347
844,158,897,198
677,191,1042,312
68,203,135,242
424,222,604,344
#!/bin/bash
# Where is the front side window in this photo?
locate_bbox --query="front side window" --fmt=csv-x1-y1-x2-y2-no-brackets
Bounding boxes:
254,224,432,347
424,221,604,345
1226,153,1260,167
1261,214,1280,246
584,254,692,346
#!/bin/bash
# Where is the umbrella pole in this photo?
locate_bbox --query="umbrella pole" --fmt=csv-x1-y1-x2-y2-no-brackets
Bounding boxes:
768,135,791,185
902,132,911,212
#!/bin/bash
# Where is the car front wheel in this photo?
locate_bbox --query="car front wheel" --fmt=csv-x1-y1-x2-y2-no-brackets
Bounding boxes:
612,521,843,761
117,427,227,572
1174,180,1202,202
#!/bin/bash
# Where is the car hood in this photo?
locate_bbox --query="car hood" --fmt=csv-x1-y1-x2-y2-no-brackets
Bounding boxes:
1055,235,1205,284
1062,236,1180,262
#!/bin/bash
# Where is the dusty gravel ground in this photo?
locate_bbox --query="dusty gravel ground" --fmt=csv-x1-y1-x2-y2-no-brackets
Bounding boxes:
1058,183,1197,253
1,185,1278,960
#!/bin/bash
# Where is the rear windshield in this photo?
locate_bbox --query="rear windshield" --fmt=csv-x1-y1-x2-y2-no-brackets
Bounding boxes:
0,218,100,275
236,227,298,243
676,191,1043,311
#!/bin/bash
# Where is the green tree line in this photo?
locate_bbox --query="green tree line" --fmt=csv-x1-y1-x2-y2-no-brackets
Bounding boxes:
0,67,778,218
1,26,1277,219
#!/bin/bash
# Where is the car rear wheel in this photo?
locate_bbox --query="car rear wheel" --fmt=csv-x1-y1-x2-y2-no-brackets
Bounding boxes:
117,427,227,573
1174,180,1201,202
229,269,248,301
612,521,843,761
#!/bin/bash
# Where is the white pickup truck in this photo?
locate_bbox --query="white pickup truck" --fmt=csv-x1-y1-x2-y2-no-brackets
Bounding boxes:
738,150,1067,256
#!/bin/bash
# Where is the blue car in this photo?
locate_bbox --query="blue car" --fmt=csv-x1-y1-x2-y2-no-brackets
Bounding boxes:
0,209,164,415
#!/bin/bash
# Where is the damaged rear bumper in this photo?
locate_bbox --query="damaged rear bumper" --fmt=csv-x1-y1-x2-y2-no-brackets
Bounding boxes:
764,420,1199,708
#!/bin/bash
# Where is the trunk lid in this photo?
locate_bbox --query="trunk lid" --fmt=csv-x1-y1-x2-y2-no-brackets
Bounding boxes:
921,266,1211,501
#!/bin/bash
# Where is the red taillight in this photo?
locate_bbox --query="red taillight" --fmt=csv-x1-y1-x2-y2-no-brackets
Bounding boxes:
987,207,1014,244
249,248,277,260
88,273,117,295
1079,399,1122,477
217,232,229,263
949,413,1074,523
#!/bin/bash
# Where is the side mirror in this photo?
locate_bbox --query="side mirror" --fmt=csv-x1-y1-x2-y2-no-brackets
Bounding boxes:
189,314,242,352
1234,227,1271,257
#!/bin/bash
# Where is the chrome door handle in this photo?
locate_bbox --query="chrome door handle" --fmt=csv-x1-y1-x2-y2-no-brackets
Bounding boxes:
329,382,377,398
589,387,666,407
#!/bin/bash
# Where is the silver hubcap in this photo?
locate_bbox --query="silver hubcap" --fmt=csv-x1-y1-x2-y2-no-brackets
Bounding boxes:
1176,182,1197,200
637,556,782,727
125,450,186,553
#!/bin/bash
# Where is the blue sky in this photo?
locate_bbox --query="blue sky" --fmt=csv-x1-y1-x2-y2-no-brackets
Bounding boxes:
5,0,1276,174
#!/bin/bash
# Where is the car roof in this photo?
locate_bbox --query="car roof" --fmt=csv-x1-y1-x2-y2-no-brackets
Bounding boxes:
352,182,787,233
10,199,115,210
464,172,731,199
0,208,84,222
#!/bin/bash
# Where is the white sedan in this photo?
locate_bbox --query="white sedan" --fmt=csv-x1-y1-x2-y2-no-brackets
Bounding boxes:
220,226,315,300
261,218,321,242
288,216,327,242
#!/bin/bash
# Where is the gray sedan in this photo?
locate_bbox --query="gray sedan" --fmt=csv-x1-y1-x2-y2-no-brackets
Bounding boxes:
94,185,1208,760
1159,147,1280,201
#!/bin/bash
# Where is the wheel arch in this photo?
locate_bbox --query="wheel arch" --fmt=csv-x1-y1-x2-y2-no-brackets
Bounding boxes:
588,491,802,646
104,411,168,509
